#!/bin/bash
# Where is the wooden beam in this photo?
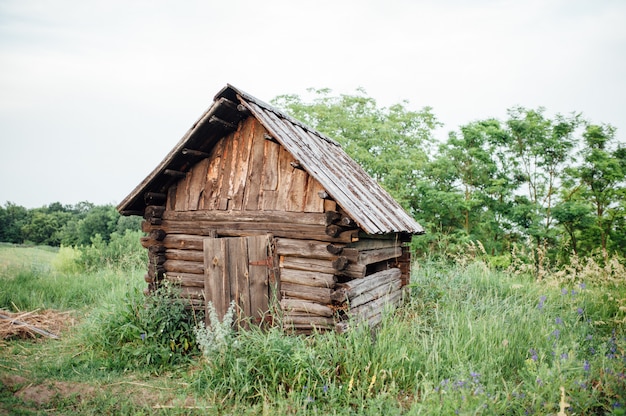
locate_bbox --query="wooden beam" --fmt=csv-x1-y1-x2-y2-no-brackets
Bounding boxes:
119,210,143,216
331,268,401,302
280,282,332,304
290,161,304,170
165,272,205,288
339,216,356,227
349,279,402,309
150,229,166,241
280,256,365,279
182,148,210,158
144,205,166,219
144,192,166,205
237,104,251,115
331,256,349,271
165,249,204,262
358,247,402,265
325,211,342,225
162,234,206,250
263,133,278,143
275,238,339,260
318,190,331,199
209,115,237,130
348,239,401,250
163,210,327,226
280,299,334,317
164,259,204,275
282,314,334,327
217,97,238,111
163,169,187,178
280,268,336,288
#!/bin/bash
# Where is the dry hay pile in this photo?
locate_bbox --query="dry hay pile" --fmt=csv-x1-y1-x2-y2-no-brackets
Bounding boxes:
0,309,76,341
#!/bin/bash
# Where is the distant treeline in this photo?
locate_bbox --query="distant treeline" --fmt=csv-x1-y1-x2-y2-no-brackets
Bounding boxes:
0,202,141,247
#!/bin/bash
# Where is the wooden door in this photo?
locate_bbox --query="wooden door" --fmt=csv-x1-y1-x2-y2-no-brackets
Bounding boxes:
203,235,273,325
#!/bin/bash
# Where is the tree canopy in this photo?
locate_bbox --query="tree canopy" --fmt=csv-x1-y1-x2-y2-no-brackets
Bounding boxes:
0,202,141,247
273,89,626,268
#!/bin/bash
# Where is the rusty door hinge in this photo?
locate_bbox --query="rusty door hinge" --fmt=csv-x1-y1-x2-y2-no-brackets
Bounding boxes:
249,256,274,268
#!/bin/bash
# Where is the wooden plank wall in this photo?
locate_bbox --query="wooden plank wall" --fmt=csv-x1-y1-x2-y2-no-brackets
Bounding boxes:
275,236,408,334
167,117,326,214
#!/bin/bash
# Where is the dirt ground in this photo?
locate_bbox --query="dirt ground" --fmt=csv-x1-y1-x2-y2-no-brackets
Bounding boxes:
0,372,198,413
0,309,202,413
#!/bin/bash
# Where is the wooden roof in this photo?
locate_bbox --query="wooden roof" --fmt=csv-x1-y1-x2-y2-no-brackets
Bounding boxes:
117,84,424,235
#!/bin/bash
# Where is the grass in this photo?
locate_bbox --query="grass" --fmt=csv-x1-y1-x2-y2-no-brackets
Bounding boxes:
0,245,625,414
0,245,142,312
0,243,57,272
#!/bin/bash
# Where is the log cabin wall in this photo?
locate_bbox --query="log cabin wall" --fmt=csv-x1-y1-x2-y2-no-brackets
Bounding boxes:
139,116,410,332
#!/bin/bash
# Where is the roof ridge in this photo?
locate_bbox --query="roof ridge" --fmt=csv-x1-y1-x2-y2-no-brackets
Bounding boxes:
223,84,341,147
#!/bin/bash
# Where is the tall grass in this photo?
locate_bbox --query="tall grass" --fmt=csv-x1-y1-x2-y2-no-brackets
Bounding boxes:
187,261,625,414
0,231,146,312
1,242,624,414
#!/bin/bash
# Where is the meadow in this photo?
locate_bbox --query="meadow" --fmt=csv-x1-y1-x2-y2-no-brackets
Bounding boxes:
0,242,624,415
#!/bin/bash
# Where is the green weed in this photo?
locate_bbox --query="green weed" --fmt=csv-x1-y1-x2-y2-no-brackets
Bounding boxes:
74,281,203,372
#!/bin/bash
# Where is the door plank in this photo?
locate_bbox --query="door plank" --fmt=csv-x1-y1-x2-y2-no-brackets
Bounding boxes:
229,237,251,320
248,235,271,322
203,238,230,321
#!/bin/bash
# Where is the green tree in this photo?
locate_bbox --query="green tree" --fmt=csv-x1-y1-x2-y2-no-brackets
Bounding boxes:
504,108,581,266
75,205,119,245
0,202,29,243
569,124,625,257
433,120,518,254
272,88,440,212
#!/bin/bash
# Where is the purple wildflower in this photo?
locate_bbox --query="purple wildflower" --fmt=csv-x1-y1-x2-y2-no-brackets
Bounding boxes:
584,360,590,372
536,377,543,385
555,317,563,325
551,329,561,339
579,282,586,290
140,333,146,341
560,352,569,360
530,348,538,361
538,295,547,310
561,288,568,295
323,385,328,394
577,308,584,315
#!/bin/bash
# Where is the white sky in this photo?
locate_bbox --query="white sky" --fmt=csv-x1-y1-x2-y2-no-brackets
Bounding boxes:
1,0,625,208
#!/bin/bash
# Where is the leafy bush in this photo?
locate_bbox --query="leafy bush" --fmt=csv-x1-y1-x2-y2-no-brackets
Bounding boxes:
51,246,82,274
73,230,146,272
80,282,202,371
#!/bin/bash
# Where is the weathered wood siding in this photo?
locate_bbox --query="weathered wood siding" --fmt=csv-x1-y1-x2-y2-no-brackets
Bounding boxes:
166,117,325,214
139,116,410,332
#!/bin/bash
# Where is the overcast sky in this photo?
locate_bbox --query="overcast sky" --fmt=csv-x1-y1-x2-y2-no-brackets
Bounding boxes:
1,0,625,208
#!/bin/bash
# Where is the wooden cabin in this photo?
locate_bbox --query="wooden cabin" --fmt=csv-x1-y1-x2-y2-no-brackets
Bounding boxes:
117,84,424,333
